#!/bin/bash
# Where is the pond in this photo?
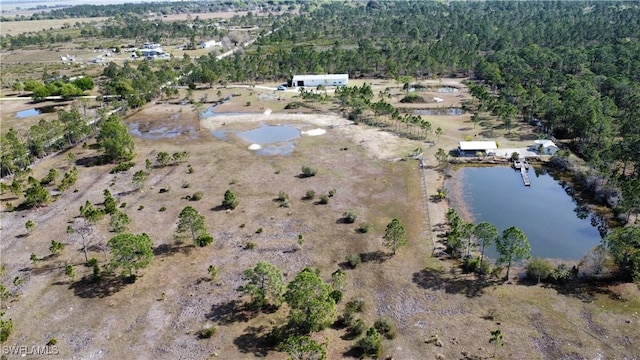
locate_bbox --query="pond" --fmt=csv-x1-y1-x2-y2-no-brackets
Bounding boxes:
447,166,605,261
414,108,465,116
128,122,198,140
212,123,302,156
15,105,58,118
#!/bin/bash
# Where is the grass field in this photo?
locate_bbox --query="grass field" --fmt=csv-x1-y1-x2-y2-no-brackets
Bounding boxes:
1,80,638,359
0,17,109,36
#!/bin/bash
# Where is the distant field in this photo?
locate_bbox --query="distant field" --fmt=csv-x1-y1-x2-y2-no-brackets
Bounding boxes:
0,17,108,35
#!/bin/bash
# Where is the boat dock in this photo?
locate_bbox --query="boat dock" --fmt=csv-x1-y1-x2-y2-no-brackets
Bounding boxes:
513,159,531,186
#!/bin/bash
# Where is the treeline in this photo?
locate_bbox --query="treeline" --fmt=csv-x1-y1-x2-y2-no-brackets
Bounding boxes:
0,0,302,22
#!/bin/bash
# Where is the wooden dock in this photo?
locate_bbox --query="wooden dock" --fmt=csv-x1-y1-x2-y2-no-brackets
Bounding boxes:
514,159,531,186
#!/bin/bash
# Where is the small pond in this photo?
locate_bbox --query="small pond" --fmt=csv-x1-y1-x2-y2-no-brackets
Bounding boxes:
447,166,605,261
437,87,460,93
414,108,465,116
128,122,198,140
212,123,301,156
15,105,59,118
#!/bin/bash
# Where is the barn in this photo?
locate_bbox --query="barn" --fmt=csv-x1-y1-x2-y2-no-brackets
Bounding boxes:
457,141,498,156
291,74,349,87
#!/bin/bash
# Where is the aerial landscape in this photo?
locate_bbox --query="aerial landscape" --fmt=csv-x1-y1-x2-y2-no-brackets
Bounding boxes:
1,1,639,359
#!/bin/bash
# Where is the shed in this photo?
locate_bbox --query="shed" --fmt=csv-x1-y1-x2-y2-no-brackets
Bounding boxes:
201,40,220,49
534,140,559,155
292,74,348,87
458,141,498,156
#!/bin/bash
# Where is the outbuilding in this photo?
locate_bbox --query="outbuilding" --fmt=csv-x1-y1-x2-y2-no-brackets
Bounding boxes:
291,74,348,87
458,141,498,156
201,40,220,49
534,139,559,155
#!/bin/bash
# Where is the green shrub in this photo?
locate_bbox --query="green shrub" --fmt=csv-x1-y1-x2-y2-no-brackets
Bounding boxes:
526,257,554,283
304,190,315,200
197,327,216,339
357,327,383,358
277,191,289,202
244,241,257,250
399,93,426,103
350,318,366,337
319,194,329,204
138,205,144,210
119,202,127,208
357,222,370,234
195,234,214,247
191,191,204,201
329,289,343,303
301,165,317,178
347,254,361,268
159,206,167,212
343,209,358,224
374,317,397,339
110,162,134,173
207,265,218,280
46,338,57,346
49,240,65,255
182,182,190,189
284,101,301,109
187,165,195,174
222,189,238,210
328,189,336,197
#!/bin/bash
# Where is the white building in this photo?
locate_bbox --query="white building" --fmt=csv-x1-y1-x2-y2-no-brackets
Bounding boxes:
201,40,220,49
292,74,348,87
534,139,559,155
458,141,498,156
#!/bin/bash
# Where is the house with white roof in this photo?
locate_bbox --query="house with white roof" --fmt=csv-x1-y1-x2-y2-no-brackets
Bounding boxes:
534,139,559,155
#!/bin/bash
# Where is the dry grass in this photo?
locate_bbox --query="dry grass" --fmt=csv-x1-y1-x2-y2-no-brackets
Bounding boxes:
0,18,109,36
1,80,638,360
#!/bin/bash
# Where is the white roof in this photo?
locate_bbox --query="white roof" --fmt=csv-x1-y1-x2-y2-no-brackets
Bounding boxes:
292,74,348,81
459,141,498,151
534,139,558,148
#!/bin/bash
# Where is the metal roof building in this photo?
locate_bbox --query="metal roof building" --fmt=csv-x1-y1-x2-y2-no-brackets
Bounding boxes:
458,141,498,156
292,74,348,87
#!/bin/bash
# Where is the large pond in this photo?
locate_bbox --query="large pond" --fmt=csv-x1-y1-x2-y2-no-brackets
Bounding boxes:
447,166,604,261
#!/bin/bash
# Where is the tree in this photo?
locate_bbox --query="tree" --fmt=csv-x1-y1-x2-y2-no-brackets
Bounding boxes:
496,226,531,279
98,115,135,162
434,148,449,169
23,181,51,208
49,240,65,255
473,222,498,274
103,189,118,214
176,206,208,244
132,170,147,190
156,152,171,167
357,327,383,358
222,189,238,210
525,258,554,283
238,261,285,309
605,226,640,281
279,335,327,360
284,268,337,333
489,329,504,358
25,220,36,234
109,209,131,233
70,217,93,264
107,233,154,277
383,218,406,255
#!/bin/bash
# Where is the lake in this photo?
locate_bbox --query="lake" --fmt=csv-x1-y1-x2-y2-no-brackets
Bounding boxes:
447,166,604,261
